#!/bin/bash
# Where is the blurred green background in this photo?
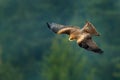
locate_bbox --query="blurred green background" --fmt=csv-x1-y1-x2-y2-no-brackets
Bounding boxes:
0,0,120,80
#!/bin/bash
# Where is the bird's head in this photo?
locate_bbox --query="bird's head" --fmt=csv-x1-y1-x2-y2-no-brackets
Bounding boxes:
69,37,74,41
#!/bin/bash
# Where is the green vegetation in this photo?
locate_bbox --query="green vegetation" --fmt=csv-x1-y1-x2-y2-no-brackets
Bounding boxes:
0,63,23,80
41,36,88,80
0,0,119,80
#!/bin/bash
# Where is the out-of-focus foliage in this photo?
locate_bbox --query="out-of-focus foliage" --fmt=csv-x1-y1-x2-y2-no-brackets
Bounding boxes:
0,63,23,80
41,36,88,80
112,58,120,80
0,0,119,80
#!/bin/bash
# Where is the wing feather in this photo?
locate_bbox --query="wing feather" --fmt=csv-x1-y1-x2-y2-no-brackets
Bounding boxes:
47,22,78,35
47,22,65,33
86,39,103,53
78,38,103,54
57,27,75,34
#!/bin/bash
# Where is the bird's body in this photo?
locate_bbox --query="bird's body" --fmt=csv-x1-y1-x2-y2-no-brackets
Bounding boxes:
47,21,103,54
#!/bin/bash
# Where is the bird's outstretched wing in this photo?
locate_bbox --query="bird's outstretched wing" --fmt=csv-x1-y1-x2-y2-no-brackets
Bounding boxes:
82,21,100,36
47,22,78,35
47,22,103,54
78,37,103,54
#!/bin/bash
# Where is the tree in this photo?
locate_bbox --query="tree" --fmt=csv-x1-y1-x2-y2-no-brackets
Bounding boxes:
0,63,23,80
112,57,120,80
41,36,89,80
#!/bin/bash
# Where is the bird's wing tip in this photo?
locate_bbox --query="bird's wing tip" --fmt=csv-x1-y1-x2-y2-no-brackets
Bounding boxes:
100,50,104,54
46,22,51,29
96,49,104,54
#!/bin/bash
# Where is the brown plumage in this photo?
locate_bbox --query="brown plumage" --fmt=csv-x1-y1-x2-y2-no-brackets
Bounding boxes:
47,21,103,54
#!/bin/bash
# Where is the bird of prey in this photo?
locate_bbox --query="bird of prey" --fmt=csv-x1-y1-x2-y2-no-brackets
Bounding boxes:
47,21,103,54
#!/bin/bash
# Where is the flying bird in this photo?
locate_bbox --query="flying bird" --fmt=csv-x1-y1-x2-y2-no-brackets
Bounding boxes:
47,21,103,54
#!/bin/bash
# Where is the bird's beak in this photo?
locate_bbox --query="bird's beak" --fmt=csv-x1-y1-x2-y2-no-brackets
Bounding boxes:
69,38,74,41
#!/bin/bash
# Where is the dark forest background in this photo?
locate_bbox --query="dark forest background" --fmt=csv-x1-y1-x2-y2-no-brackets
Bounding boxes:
0,0,120,80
